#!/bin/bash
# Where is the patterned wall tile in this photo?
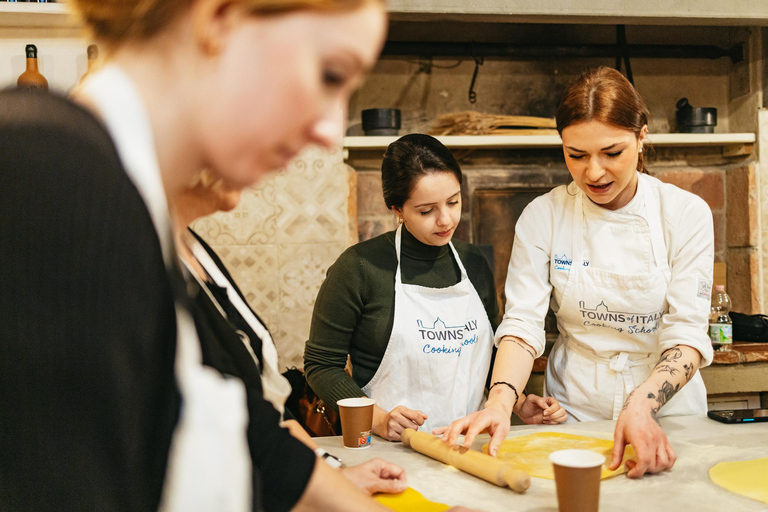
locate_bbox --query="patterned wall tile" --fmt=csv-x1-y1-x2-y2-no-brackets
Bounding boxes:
209,244,281,334
272,308,314,371
273,146,349,245
274,242,347,369
192,184,281,245
278,242,347,312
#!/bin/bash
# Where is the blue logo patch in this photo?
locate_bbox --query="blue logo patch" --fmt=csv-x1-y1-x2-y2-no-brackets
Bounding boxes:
553,253,572,271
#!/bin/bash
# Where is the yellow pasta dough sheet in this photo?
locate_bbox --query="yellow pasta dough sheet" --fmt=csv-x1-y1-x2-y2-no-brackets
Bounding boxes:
481,431,637,480
709,457,768,504
374,487,450,512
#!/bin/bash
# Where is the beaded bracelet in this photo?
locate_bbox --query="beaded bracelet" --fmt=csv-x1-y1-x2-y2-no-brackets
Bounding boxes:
489,381,520,408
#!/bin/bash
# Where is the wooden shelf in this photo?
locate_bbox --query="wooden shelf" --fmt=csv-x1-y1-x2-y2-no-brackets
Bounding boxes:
386,0,768,26
343,133,756,155
0,2,77,29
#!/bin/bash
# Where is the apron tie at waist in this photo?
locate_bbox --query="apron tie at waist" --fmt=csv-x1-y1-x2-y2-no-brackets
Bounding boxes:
609,352,630,373
564,339,656,420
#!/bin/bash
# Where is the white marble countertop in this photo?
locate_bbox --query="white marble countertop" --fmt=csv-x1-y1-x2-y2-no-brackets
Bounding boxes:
315,415,768,511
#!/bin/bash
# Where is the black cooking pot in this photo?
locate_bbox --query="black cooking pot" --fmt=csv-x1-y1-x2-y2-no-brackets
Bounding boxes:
361,108,401,136
676,98,717,134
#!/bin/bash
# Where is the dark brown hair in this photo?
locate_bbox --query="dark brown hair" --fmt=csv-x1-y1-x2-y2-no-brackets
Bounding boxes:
381,133,462,210
556,67,650,172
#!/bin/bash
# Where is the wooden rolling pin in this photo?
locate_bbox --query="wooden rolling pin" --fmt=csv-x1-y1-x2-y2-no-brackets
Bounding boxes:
401,428,530,493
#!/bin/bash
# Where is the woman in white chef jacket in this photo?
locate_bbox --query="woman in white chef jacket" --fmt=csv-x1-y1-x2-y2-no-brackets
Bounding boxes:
441,67,715,479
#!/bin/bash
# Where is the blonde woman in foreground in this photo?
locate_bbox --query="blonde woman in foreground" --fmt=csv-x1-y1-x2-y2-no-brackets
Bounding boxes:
0,0,481,511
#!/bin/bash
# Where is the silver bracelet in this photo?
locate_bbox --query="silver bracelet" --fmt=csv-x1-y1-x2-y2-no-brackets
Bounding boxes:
315,447,345,469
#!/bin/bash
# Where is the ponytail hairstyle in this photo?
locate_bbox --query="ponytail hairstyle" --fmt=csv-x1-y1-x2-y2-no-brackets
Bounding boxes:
556,67,650,173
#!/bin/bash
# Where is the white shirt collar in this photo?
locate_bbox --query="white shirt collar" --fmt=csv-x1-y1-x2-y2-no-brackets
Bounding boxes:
581,171,646,219
79,65,175,267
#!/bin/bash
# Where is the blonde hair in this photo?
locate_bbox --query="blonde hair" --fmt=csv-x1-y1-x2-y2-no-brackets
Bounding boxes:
70,0,383,49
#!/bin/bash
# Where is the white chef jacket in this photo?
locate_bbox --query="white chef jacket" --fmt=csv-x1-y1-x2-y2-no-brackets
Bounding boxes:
496,172,714,370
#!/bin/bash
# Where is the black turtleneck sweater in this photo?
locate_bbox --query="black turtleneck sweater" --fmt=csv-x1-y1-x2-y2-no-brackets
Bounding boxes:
304,226,499,410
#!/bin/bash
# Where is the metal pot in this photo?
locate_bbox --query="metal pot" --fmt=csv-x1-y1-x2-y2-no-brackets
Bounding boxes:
361,108,401,136
675,98,717,134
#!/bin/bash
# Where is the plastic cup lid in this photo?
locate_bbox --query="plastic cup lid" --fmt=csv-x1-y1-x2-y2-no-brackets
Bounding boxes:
549,449,606,468
337,397,375,408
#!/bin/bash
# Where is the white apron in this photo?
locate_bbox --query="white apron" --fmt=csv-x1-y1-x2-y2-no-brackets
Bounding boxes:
82,66,251,512
546,182,708,422
362,225,494,432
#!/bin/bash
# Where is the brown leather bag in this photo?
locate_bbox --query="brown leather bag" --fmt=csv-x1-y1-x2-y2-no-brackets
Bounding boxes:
282,368,341,437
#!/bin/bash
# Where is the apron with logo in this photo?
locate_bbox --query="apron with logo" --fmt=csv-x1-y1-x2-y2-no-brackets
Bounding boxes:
546,182,708,422
362,225,494,432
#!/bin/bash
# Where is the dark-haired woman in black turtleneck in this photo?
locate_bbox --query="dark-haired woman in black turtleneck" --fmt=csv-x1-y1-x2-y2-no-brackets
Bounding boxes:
304,134,566,442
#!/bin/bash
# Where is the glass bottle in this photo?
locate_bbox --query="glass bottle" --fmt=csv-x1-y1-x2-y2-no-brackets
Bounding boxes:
709,285,733,351
78,44,99,86
17,44,49,91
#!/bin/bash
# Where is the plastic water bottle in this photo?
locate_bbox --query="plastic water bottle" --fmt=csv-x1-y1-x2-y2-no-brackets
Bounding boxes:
709,285,733,351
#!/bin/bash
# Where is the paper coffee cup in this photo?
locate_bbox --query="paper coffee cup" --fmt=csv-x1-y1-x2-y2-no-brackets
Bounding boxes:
337,397,375,449
549,449,605,512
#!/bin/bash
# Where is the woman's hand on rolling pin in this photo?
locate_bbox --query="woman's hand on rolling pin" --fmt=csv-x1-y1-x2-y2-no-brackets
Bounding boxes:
516,394,568,425
341,458,407,494
434,405,511,457
372,404,428,441
609,391,676,478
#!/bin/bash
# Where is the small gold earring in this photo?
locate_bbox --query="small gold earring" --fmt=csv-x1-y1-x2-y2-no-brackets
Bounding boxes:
204,39,221,57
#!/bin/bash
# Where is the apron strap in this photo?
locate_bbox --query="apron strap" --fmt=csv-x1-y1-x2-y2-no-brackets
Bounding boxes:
185,232,277,362
184,232,289,416
639,178,670,272
608,352,634,420
563,187,584,293
565,339,656,420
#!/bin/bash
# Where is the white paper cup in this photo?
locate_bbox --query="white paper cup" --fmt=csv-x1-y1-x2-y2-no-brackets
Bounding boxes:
337,397,375,449
549,449,605,512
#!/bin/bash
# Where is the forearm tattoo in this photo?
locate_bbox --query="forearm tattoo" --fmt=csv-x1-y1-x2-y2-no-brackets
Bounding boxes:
654,364,679,377
624,347,694,416
653,347,695,383
499,337,536,359
683,362,694,381
657,347,682,366
647,381,681,416
513,340,536,359
621,389,636,411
